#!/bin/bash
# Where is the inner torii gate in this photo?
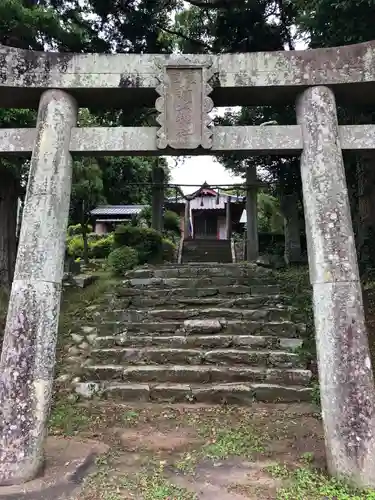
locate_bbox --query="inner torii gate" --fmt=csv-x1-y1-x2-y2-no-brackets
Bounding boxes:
1,42,375,487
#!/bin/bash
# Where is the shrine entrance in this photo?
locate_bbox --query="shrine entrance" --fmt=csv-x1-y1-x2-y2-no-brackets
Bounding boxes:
1,42,375,488
193,212,218,239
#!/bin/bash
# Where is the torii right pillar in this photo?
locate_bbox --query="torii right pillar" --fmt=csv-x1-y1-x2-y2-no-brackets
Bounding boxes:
297,85,375,488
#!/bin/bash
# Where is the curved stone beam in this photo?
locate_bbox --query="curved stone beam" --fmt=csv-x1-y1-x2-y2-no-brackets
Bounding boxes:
1,42,375,108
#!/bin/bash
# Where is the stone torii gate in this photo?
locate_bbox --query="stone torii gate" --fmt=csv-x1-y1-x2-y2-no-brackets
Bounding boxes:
1,42,375,487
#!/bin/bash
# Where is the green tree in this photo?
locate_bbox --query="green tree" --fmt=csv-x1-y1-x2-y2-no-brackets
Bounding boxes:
0,0,174,285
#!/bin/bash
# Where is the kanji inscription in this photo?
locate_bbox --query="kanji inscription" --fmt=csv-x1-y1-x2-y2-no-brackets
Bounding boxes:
156,63,213,149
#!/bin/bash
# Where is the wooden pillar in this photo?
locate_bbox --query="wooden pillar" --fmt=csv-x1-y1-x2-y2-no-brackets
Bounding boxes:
246,167,259,261
226,195,232,240
151,166,164,232
184,199,191,239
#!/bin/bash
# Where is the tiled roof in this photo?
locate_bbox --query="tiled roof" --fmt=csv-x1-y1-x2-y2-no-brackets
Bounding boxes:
90,205,146,216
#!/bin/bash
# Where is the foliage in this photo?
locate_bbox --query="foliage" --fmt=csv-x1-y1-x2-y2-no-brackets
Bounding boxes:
274,466,375,499
114,225,164,264
67,224,93,236
162,238,176,262
90,234,114,259
107,246,139,276
274,266,315,368
66,235,85,259
70,158,105,225
66,233,114,259
164,210,181,235
258,191,284,234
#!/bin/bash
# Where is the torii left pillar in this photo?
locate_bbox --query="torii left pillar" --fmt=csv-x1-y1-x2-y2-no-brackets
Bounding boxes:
0,90,77,485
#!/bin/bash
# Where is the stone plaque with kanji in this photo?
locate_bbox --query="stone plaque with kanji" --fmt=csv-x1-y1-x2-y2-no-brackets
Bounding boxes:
155,62,214,150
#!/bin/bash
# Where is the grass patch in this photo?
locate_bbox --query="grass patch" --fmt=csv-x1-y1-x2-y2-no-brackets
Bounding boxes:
84,461,196,500
265,463,375,499
176,423,266,473
49,400,92,436
202,425,265,459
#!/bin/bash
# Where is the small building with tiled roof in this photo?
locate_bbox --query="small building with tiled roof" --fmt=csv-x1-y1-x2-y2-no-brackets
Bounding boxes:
90,205,146,234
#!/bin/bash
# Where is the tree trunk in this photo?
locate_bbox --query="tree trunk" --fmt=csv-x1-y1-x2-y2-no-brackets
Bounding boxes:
0,171,18,288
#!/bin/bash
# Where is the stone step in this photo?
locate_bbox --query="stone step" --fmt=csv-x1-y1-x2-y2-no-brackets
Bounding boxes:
81,364,312,386
120,307,294,322
89,348,303,367
92,319,305,338
94,334,303,351
124,295,286,310
126,266,267,280
124,276,277,289
115,284,281,298
95,382,312,404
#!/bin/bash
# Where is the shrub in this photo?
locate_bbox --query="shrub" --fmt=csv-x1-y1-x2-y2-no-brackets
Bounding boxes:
137,206,152,227
114,225,142,248
107,246,139,276
67,223,93,236
164,210,180,234
67,235,84,258
162,238,176,262
67,233,114,259
114,225,163,264
90,234,114,259
87,232,102,242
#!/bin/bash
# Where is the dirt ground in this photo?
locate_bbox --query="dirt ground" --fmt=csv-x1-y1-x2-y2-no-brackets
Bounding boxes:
47,400,333,499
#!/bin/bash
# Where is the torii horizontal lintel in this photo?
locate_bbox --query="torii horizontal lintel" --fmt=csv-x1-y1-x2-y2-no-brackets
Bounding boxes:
0,125,373,157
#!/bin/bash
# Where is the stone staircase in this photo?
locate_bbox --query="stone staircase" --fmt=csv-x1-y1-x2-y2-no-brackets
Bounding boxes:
77,263,312,404
182,239,233,263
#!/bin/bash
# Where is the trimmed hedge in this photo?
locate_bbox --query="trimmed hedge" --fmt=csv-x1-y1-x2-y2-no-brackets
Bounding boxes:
108,246,139,275
114,225,163,264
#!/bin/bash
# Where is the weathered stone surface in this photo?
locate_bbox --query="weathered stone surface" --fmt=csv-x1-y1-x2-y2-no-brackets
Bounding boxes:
150,383,193,403
81,326,97,335
155,61,213,149
184,319,222,334
128,294,284,309
136,307,291,322
74,382,101,398
73,274,97,288
102,383,150,401
0,437,108,500
256,255,286,270
4,42,375,111
279,338,303,350
192,384,254,405
127,276,274,288
0,90,77,487
298,85,375,488
83,364,311,386
71,333,84,344
4,124,375,157
91,348,203,365
252,384,311,403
